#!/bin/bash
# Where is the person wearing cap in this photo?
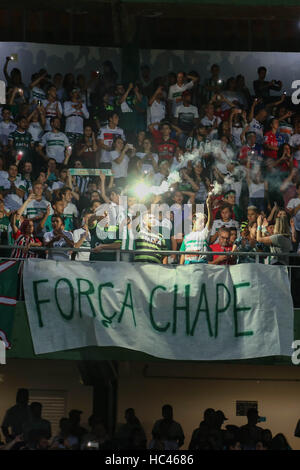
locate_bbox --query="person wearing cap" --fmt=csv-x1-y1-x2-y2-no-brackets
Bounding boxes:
63,88,89,146
173,90,199,146
239,408,264,450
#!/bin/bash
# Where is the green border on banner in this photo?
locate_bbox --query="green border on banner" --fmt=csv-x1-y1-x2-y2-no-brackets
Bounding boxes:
5,303,300,365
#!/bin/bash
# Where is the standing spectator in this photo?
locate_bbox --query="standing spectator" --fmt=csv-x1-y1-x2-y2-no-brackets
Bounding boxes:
114,408,147,450
239,408,264,450
8,115,34,164
136,137,159,179
0,106,17,150
68,410,87,445
110,139,135,188
180,195,212,264
253,66,282,101
97,112,125,164
147,85,166,129
202,64,223,103
61,186,79,231
256,213,292,265
210,203,240,244
22,402,51,442
151,405,184,450
139,64,153,97
174,90,199,145
168,72,198,117
289,120,300,164
0,164,25,212
38,117,71,165
248,105,268,145
1,389,31,443
149,121,178,163
263,118,284,161
42,85,63,132
29,71,48,104
27,105,45,144
43,214,74,261
63,88,89,145
73,212,92,261
287,182,300,243
76,125,98,168
88,212,121,262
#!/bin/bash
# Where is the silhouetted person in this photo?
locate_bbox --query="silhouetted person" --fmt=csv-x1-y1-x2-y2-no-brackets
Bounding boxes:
68,409,87,444
270,433,292,450
152,404,184,449
1,388,31,442
239,408,263,450
23,402,51,442
115,408,147,449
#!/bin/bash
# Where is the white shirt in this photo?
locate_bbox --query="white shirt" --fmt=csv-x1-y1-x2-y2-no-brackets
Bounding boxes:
40,131,70,163
63,202,79,229
289,133,300,161
97,125,125,163
211,219,240,236
43,230,73,261
175,104,199,131
73,228,91,261
63,101,89,134
168,81,194,115
110,150,129,178
249,182,265,199
200,115,221,127
23,198,51,219
42,100,63,131
0,177,25,211
287,197,300,230
136,152,159,175
147,100,166,127
28,122,44,142
0,121,17,146
249,118,264,145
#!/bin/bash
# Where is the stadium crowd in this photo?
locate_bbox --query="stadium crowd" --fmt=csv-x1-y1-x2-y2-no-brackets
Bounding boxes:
0,57,300,272
0,388,297,450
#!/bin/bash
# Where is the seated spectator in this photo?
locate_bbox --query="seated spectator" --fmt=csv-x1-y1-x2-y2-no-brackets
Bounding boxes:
51,417,79,450
270,433,292,450
81,415,111,450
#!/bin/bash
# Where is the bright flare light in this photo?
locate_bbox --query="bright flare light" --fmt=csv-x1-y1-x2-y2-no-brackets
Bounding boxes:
133,181,151,199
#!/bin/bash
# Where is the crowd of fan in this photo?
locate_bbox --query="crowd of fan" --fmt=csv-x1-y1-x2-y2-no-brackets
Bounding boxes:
0,389,295,450
0,57,300,269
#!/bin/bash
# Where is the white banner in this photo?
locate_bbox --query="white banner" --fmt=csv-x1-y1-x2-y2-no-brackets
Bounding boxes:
23,260,293,360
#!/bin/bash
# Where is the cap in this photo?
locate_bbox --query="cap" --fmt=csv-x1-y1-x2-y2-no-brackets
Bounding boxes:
216,410,228,421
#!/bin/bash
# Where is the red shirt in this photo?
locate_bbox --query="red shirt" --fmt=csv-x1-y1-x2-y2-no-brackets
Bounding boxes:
12,230,41,259
277,157,298,172
150,128,178,161
210,243,235,265
263,131,278,160
215,109,230,121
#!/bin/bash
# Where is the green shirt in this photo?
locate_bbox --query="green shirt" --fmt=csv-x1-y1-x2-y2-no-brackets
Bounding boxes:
89,222,121,261
44,215,73,232
8,130,33,162
133,228,167,264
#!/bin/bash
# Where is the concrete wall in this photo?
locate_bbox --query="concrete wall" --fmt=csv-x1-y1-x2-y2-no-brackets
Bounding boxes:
117,362,300,450
0,358,93,436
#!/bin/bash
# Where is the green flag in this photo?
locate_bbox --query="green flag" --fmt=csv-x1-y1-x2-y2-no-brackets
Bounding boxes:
0,260,19,349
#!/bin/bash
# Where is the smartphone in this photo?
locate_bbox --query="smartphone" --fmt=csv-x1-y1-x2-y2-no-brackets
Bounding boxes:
37,100,42,106
10,54,18,62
